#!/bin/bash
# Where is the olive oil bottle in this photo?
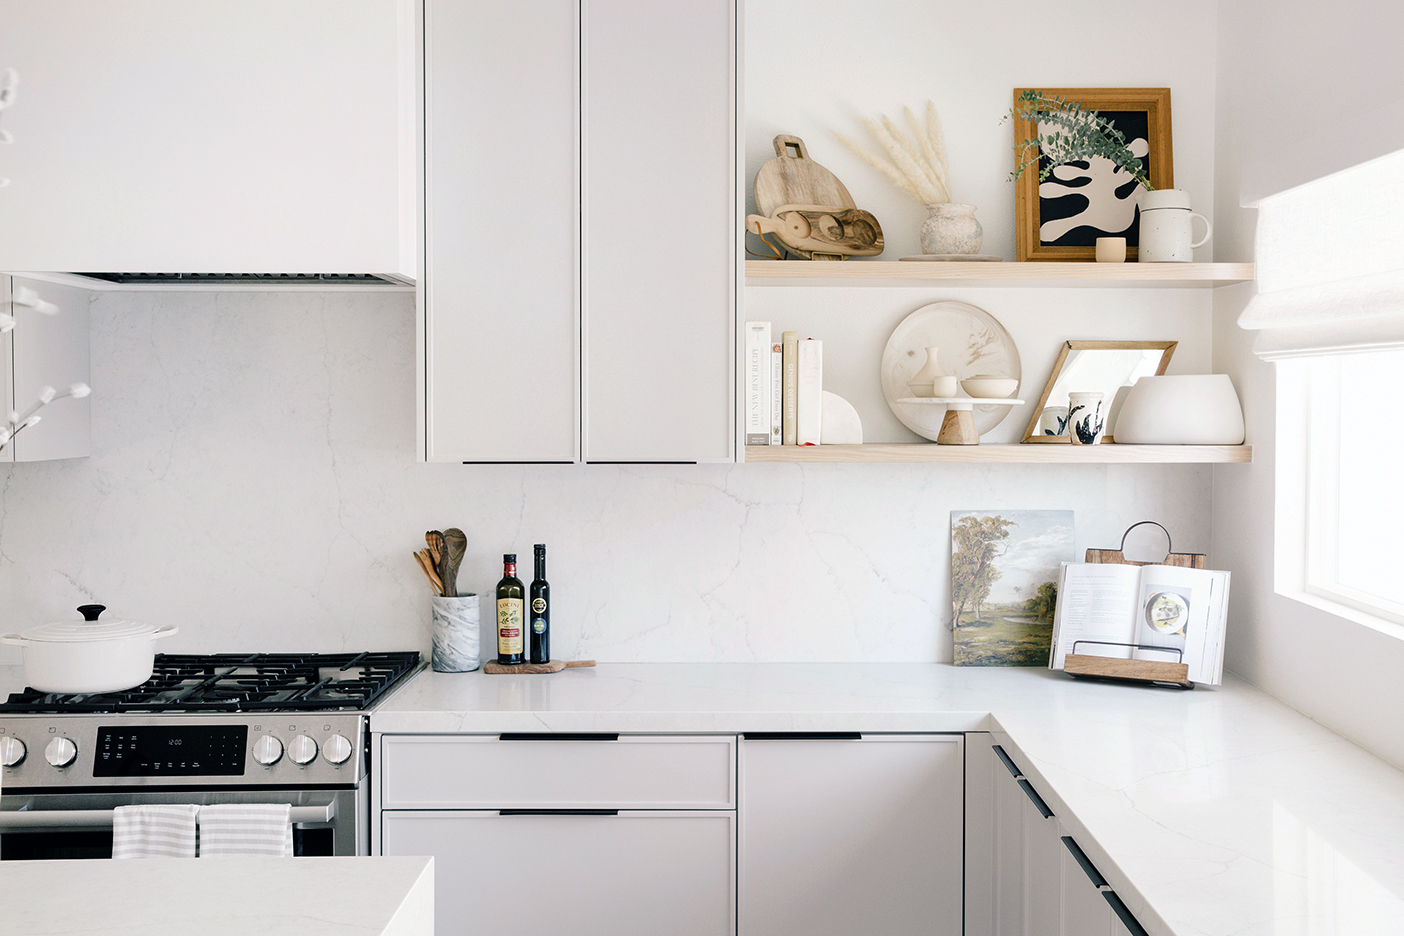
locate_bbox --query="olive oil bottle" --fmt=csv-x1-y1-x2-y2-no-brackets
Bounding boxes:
495,554,525,665
529,544,550,664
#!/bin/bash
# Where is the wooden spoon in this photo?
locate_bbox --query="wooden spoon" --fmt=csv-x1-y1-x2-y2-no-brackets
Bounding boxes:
440,528,467,599
425,530,444,568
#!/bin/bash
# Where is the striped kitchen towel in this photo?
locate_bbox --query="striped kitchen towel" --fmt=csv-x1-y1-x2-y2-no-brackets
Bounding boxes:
112,804,200,859
197,803,294,857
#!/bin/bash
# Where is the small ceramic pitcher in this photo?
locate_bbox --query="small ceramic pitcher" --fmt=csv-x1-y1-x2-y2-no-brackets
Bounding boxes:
1138,190,1211,262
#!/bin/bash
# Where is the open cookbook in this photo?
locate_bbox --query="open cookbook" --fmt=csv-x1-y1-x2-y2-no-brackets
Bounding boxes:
1049,562,1231,685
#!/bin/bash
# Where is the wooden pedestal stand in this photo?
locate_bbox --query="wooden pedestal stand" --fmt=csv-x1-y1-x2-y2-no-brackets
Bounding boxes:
1062,521,1203,690
896,397,1024,445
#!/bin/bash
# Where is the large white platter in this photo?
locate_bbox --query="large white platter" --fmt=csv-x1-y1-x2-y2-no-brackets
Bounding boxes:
879,301,1022,440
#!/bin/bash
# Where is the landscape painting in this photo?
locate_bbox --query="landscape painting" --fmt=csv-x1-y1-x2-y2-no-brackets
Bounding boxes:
951,510,1075,666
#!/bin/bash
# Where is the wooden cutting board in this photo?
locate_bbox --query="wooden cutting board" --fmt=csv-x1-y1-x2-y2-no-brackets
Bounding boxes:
753,134,856,218
482,660,596,674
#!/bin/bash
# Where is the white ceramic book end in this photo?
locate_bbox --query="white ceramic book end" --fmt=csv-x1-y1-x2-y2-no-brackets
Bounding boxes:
820,391,862,444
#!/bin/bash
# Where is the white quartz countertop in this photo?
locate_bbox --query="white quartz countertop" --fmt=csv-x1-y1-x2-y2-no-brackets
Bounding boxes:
2,856,433,935
373,663,1404,936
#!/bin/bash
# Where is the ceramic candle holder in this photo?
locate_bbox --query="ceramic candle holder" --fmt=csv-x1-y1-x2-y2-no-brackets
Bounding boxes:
431,594,480,672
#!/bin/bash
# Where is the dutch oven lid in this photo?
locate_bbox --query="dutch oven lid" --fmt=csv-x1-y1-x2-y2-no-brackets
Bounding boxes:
21,604,162,642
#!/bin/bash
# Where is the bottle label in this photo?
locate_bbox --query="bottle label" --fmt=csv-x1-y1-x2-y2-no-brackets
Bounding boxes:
531,598,547,614
497,598,524,654
532,618,546,634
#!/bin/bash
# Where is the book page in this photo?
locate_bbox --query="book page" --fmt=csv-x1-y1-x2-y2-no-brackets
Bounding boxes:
1050,563,1142,670
1134,565,1226,683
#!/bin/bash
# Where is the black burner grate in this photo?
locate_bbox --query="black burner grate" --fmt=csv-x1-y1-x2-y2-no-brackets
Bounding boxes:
0,651,421,714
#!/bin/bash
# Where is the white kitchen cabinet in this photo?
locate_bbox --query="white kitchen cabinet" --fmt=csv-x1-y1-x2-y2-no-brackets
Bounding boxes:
738,733,963,936
580,0,734,463
2,275,89,462
383,809,734,936
420,0,579,462
1061,835,1116,936
0,1,413,275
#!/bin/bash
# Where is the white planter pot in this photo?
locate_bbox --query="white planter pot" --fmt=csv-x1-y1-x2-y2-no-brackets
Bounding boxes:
1,605,178,693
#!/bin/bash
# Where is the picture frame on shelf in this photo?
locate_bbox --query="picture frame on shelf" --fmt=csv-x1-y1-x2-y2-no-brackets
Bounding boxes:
1013,88,1174,262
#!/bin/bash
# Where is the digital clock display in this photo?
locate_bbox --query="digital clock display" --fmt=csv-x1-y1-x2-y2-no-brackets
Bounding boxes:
93,725,248,777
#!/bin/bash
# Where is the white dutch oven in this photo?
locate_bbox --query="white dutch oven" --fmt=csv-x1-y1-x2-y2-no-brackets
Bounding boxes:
1,604,178,693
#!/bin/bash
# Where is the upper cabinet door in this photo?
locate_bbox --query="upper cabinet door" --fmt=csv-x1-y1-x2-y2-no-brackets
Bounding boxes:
6,275,90,462
581,0,735,463
0,1,413,275
421,0,578,463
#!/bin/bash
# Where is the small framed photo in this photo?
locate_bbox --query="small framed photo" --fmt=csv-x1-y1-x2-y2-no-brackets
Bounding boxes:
1013,87,1173,262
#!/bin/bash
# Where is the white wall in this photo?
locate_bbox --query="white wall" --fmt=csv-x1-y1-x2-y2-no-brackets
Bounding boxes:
1213,0,1404,767
0,289,1209,664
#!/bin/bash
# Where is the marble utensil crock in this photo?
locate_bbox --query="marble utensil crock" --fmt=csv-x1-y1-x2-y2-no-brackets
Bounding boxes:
431,594,480,672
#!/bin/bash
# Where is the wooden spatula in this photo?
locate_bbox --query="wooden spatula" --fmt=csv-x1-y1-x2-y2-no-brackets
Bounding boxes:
440,528,467,598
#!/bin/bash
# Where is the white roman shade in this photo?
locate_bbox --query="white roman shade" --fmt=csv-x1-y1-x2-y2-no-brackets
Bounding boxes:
1238,147,1404,360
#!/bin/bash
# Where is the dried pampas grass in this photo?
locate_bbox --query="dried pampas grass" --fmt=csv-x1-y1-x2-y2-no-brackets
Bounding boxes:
834,101,951,206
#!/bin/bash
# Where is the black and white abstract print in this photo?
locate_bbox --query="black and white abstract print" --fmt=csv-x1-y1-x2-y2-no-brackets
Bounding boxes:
1037,109,1149,247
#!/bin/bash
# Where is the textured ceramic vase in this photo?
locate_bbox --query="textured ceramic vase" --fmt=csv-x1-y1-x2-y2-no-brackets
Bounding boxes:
1068,392,1106,444
431,594,480,672
907,346,957,397
921,204,983,255
1039,406,1070,437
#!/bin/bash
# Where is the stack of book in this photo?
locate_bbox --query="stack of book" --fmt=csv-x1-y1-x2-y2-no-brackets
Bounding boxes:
745,321,823,446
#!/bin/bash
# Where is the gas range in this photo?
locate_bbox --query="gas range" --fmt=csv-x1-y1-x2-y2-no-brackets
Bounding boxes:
0,652,421,790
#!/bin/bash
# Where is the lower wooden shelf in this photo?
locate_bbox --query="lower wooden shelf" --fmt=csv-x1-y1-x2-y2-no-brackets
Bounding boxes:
743,443,1253,464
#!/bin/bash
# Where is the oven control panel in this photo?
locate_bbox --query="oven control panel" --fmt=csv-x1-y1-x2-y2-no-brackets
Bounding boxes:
0,715,366,789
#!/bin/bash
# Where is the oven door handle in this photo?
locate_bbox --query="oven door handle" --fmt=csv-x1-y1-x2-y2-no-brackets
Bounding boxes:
0,801,337,830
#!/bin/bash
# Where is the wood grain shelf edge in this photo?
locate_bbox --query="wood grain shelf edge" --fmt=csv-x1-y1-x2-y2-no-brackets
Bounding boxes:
744,260,1255,288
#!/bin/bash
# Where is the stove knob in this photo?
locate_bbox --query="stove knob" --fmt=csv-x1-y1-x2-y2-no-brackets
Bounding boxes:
0,736,26,767
288,734,318,766
45,737,78,768
323,734,353,766
253,735,284,766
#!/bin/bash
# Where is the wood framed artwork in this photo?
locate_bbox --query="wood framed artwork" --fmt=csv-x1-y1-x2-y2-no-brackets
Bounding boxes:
1013,88,1173,262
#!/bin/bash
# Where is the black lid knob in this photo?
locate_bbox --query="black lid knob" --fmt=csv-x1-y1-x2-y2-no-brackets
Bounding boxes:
77,604,106,622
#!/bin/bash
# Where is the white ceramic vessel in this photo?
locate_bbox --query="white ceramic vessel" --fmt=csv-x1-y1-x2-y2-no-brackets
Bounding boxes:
1112,375,1245,444
1067,392,1106,444
1,605,178,693
920,204,983,255
1138,189,1211,262
960,376,1018,399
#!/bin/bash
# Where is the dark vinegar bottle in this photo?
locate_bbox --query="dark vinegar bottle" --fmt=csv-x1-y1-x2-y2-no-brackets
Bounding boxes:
529,544,550,664
496,554,525,665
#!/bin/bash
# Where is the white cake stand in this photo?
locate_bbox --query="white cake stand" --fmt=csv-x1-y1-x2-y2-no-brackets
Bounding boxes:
894,397,1025,445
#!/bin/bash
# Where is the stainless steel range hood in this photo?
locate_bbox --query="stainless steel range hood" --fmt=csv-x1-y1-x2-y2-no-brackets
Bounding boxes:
60,272,415,291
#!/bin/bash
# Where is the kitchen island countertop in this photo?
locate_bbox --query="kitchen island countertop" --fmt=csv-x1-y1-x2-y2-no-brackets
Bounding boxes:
0,855,433,935
373,663,1404,936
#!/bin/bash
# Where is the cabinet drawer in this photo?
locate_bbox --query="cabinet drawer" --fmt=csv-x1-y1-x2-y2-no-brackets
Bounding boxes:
380,734,735,809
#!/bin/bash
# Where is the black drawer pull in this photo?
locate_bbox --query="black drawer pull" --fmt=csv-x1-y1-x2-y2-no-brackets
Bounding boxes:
1016,778,1054,819
992,744,1022,779
743,732,863,741
1061,836,1107,889
1102,891,1150,936
498,733,619,742
498,809,619,817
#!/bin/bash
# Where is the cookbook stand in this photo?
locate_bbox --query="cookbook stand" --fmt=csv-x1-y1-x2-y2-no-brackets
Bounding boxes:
1061,521,1199,689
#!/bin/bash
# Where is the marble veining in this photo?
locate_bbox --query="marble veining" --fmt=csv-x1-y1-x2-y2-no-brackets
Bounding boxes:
0,289,1213,666
372,663,1404,936
430,594,479,673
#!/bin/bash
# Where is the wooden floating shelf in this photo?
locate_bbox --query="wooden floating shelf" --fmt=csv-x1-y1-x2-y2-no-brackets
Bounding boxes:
743,443,1253,464
744,260,1255,289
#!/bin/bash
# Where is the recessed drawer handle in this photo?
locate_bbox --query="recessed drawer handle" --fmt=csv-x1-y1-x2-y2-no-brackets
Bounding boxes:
1016,778,1054,819
992,744,1022,779
497,809,619,817
1061,836,1107,889
498,733,620,742
743,732,863,741
1102,891,1150,936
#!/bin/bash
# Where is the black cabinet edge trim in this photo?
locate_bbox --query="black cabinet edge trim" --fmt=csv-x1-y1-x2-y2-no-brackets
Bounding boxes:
498,733,619,742
742,732,863,741
1060,835,1108,889
1016,778,1055,818
460,461,575,465
1102,891,1151,936
498,809,619,817
992,744,1023,779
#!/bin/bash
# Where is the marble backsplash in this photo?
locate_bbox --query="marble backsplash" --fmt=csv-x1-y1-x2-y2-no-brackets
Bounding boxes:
0,289,1211,664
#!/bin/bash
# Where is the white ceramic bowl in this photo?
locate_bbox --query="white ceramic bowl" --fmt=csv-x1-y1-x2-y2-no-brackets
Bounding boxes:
1112,374,1245,444
960,376,1018,399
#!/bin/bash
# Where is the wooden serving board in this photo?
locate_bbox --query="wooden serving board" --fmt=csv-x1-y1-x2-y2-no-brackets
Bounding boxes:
753,135,856,218
482,660,596,675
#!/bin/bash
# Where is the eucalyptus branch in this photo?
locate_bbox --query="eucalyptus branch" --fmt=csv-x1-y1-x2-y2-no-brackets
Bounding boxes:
1002,90,1153,191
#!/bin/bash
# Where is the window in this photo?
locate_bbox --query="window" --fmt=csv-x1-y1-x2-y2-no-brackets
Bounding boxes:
1241,148,1404,631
